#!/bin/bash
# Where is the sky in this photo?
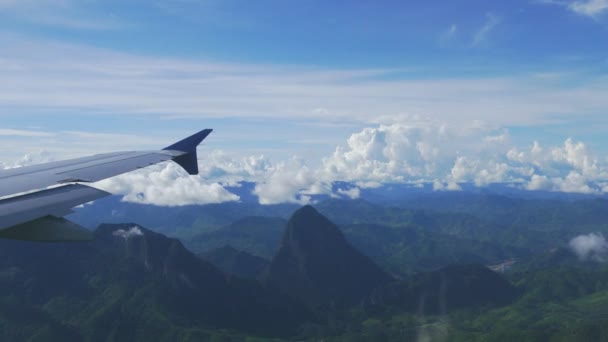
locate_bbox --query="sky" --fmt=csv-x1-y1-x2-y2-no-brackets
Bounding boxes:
1,0,608,205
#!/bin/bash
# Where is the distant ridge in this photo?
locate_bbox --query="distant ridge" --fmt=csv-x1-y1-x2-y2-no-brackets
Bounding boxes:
367,264,519,314
198,245,269,279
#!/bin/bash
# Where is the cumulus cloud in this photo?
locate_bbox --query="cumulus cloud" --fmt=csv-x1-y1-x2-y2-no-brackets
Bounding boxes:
569,233,608,262
252,157,324,205
87,120,608,205
321,120,452,184
526,174,554,191
95,162,240,206
432,180,462,191
316,120,608,195
4,119,608,206
321,120,512,186
197,150,274,183
337,187,361,199
112,226,144,240
1,151,54,169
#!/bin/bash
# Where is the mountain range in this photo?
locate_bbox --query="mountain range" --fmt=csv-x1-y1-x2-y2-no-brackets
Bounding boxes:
4,189,608,340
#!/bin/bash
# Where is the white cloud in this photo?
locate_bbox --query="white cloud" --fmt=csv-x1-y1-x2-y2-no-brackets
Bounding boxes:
337,187,361,199
95,162,240,206
4,117,608,206
569,0,608,17
83,124,608,204
448,24,457,36
320,120,514,186
1,151,54,169
569,233,608,261
438,24,458,45
472,13,501,46
112,226,144,240
432,180,462,191
317,121,608,195
539,0,608,17
198,150,274,183
252,157,323,205
0,129,54,137
526,174,554,191
1,35,608,132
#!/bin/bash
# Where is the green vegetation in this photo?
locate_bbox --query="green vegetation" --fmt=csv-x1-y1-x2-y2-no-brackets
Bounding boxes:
4,194,608,340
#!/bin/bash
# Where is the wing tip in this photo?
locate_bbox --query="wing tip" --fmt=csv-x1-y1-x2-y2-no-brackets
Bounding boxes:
163,129,213,175
162,129,213,153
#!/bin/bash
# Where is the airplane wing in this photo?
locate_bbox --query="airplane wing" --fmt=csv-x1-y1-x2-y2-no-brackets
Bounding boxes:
0,129,212,242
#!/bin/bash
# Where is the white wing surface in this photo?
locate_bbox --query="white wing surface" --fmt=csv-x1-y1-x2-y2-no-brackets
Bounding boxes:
0,129,212,241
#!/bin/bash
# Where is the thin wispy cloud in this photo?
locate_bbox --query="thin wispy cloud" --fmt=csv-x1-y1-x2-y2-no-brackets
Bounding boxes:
472,13,501,46
1,35,607,131
0,0,124,30
437,24,458,45
539,0,608,17
570,0,608,16
0,129,54,137
448,24,457,36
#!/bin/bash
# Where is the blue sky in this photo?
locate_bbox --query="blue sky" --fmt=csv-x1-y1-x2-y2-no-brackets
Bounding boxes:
2,1,607,67
3,1,608,68
1,0,608,204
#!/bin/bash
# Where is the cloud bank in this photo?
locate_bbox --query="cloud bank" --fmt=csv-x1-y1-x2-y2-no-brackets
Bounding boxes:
1,37,608,206
5,118,608,206
88,119,608,205
95,162,240,206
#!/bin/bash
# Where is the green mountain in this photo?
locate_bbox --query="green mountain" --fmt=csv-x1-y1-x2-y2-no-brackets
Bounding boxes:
7,193,608,340
0,224,312,341
70,197,299,239
366,264,519,315
185,216,287,258
198,245,269,279
264,205,393,308
341,223,519,276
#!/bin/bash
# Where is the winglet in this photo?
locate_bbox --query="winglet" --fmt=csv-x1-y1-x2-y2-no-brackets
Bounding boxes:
163,129,212,175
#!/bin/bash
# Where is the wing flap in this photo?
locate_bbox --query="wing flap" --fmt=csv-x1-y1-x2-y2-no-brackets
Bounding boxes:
0,184,110,230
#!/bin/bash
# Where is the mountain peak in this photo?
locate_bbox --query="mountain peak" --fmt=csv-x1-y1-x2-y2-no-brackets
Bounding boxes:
284,204,346,245
291,204,323,221
265,205,393,307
